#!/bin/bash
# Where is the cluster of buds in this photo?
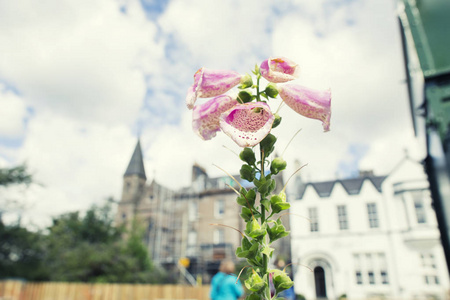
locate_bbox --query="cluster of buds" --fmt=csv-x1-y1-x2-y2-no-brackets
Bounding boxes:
186,57,331,300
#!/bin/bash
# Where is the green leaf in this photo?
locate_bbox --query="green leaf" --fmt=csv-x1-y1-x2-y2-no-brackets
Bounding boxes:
261,245,274,258
260,92,269,100
245,219,266,239
267,218,290,243
261,199,271,212
240,165,255,182
245,189,257,207
240,207,253,221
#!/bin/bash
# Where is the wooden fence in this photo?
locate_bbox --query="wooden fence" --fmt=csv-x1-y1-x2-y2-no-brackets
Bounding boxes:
0,280,210,300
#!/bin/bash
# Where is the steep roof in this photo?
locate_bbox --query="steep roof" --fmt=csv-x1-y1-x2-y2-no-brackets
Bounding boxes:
124,140,147,180
295,175,387,199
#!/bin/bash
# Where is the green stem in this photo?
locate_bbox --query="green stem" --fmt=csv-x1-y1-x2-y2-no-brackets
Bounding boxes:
256,74,261,102
260,144,269,298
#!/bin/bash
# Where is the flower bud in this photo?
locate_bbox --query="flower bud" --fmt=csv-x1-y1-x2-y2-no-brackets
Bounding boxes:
240,148,256,165
245,270,266,292
238,90,253,103
270,157,287,175
240,73,253,89
265,83,279,98
272,113,282,129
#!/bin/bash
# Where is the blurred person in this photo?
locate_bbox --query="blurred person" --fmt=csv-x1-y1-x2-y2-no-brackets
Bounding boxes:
210,260,244,300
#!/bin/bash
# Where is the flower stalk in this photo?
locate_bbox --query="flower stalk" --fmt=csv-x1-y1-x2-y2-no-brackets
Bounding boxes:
186,57,331,299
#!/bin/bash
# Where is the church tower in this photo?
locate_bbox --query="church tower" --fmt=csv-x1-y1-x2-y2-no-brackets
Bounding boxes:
116,139,147,224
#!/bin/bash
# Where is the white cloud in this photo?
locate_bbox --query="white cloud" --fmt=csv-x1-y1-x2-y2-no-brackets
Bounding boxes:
0,86,28,138
0,0,159,125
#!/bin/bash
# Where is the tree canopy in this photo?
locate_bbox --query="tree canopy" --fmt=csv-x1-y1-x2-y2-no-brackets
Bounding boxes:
0,203,165,283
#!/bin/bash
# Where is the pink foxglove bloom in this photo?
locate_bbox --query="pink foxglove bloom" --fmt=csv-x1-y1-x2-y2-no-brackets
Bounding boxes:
278,83,331,132
260,57,299,83
186,68,243,109
220,102,275,147
192,95,238,140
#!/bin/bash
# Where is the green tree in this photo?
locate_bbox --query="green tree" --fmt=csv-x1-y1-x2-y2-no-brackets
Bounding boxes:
0,164,32,187
44,204,165,283
0,222,49,280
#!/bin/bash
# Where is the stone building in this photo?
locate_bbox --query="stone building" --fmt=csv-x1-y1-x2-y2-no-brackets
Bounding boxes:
290,156,449,300
116,140,290,282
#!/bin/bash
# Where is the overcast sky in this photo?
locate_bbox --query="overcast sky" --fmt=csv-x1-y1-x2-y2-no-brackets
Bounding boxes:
0,0,425,227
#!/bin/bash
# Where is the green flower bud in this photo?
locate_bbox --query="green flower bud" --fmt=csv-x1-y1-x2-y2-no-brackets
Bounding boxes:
238,90,253,103
245,270,266,292
260,134,277,158
240,73,253,89
265,83,279,98
239,148,256,165
240,164,256,182
272,113,282,129
272,269,294,294
270,157,287,175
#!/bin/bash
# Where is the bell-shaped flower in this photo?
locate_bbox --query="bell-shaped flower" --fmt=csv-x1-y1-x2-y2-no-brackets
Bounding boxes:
186,68,244,109
220,102,275,147
260,57,299,83
278,83,331,132
192,94,238,140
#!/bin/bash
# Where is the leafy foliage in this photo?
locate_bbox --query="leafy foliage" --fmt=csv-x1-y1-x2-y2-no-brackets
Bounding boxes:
0,165,32,187
0,203,165,283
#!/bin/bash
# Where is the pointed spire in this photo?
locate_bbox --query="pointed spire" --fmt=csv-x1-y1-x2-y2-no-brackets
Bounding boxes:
124,139,147,180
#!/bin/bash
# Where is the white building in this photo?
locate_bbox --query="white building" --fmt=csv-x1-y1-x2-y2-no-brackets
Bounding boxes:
290,157,449,300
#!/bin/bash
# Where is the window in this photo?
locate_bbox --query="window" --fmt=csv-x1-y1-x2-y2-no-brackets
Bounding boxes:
215,199,225,218
412,191,427,224
214,229,224,244
308,208,319,232
381,271,389,284
337,205,348,230
189,202,198,221
354,254,363,284
356,271,363,285
378,253,389,284
368,271,375,285
421,252,439,285
367,203,379,228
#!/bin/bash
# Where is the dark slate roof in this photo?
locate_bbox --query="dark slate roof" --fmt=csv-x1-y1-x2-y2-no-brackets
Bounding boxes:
124,140,147,180
295,175,387,199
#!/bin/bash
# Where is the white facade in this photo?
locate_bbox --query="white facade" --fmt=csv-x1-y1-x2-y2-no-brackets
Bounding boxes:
290,158,449,300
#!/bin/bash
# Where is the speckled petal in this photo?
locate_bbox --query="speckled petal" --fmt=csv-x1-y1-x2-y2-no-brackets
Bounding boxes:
220,102,275,147
192,95,238,140
186,67,242,109
260,57,299,83
186,68,203,109
278,84,331,132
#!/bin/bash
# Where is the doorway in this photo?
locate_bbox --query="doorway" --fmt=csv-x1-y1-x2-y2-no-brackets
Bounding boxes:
314,266,327,298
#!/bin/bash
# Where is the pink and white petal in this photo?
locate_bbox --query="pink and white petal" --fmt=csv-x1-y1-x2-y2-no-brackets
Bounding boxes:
279,84,331,132
260,57,299,83
220,102,275,147
197,68,242,98
192,95,238,140
186,68,204,109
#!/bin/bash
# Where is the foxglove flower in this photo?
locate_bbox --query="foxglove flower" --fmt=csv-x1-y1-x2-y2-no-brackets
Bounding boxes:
260,57,299,83
220,102,275,147
186,68,245,109
278,83,331,131
192,94,238,140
